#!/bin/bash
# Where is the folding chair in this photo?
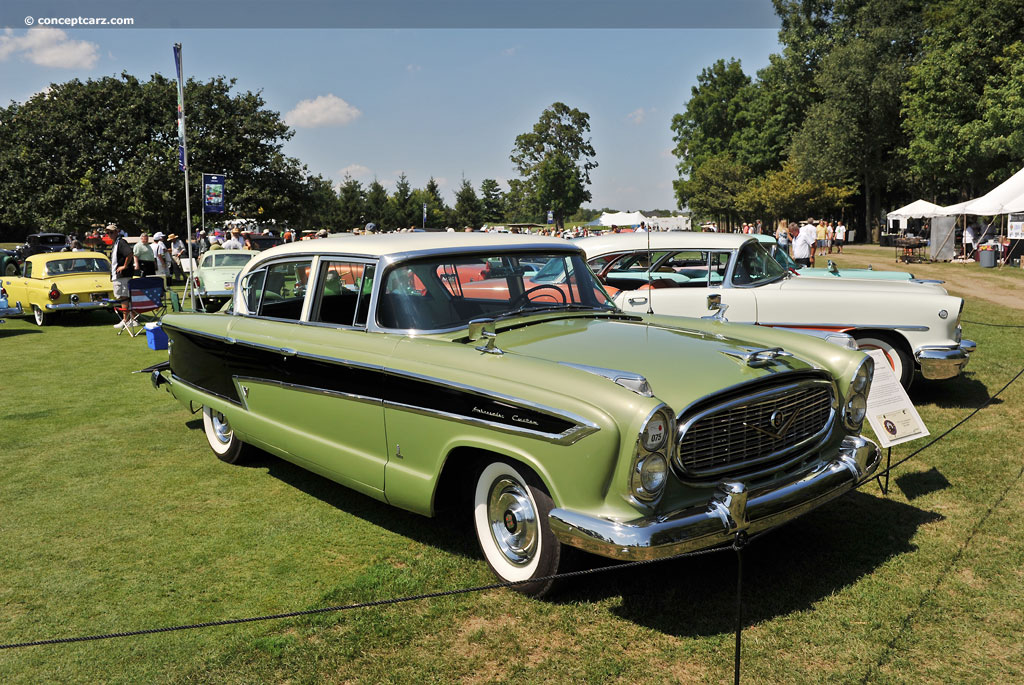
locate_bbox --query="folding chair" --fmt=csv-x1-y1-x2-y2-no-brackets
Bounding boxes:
115,276,166,337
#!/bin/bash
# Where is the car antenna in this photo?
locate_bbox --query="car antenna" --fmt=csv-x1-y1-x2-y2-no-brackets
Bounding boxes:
646,226,654,314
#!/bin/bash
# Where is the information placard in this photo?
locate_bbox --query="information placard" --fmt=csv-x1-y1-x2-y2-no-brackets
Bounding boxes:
864,349,929,448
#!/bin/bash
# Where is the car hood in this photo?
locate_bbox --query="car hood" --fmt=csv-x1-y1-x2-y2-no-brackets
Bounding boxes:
797,267,911,280
485,315,827,410
778,274,947,295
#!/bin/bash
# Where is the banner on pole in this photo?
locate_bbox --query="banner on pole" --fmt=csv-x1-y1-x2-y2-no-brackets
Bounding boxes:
173,44,187,171
203,174,226,213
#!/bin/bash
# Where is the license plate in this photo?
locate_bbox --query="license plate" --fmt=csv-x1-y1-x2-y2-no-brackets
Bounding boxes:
224,282,234,290
91,293,104,302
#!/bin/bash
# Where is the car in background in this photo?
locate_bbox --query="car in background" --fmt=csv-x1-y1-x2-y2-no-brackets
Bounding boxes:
0,285,23,323
1,249,20,277
245,234,285,251
753,235,944,282
576,233,974,388
1,251,114,325
14,233,69,262
193,249,258,310
150,233,881,595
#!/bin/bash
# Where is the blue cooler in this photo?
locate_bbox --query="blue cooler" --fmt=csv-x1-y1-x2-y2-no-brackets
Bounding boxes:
145,322,169,350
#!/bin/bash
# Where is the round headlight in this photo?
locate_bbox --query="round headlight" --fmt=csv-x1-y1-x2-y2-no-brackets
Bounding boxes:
641,411,670,451
851,357,873,396
632,453,668,500
845,393,867,429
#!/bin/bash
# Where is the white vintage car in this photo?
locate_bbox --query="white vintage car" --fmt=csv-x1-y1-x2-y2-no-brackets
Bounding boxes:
576,233,975,388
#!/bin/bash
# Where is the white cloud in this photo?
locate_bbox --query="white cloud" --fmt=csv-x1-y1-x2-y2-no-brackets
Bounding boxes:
406,64,422,73
433,177,449,188
285,94,361,128
626,108,648,125
0,28,98,69
502,46,519,56
338,164,372,180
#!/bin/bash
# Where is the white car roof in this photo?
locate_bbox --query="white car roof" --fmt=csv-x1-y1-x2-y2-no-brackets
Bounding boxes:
574,232,752,256
256,232,578,260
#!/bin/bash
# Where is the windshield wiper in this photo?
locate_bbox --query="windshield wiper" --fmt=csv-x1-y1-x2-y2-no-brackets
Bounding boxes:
496,303,610,320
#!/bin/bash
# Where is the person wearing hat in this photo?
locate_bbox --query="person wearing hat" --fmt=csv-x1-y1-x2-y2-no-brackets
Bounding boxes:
165,233,185,284
316,228,329,238
222,227,243,250
150,232,169,282
107,224,139,329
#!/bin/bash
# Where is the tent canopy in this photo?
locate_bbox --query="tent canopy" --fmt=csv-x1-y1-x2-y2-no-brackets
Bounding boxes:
963,166,1024,215
887,199,943,220
597,211,647,227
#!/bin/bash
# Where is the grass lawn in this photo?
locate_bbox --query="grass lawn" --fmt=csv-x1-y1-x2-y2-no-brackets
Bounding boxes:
1,245,1023,683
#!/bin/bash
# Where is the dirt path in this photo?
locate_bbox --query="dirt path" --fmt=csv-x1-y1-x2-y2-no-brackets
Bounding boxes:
824,245,1024,311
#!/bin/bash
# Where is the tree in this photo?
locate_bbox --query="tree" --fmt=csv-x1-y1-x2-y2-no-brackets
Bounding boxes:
336,175,365,230
738,161,854,220
479,179,505,222
452,178,483,228
0,72,310,238
387,173,416,228
677,153,748,228
510,102,596,227
424,177,448,227
296,174,342,231
364,179,390,229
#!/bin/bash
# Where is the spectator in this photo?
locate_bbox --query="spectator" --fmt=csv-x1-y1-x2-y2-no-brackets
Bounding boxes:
793,220,816,267
134,233,157,276
776,221,791,255
834,221,847,253
964,222,978,258
108,224,138,329
815,220,827,258
222,228,243,250
826,222,835,254
208,237,223,251
243,236,254,250
152,232,170,282
168,233,186,283
70,239,84,252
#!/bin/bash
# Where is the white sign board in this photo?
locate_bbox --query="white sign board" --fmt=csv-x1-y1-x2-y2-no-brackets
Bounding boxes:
864,349,930,448
1009,212,1024,240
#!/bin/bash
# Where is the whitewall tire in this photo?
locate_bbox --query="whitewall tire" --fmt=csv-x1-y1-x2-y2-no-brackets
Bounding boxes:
202,406,252,464
854,333,913,388
32,305,48,326
473,460,562,597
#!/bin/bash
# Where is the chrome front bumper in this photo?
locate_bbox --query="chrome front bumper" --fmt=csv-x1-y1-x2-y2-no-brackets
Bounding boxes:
915,339,975,380
0,301,23,320
548,435,881,561
45,301,113,312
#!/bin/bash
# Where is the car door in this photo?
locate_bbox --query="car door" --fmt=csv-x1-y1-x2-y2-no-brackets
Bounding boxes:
227,256,394,498
613,250,759,322
1,257,36,306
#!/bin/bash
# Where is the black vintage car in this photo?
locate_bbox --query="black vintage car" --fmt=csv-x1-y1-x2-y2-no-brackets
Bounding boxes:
15,233,69,262
1,249,20,276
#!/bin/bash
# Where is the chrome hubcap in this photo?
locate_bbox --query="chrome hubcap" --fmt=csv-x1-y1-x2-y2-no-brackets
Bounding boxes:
211,411,232,444
487,477,537,566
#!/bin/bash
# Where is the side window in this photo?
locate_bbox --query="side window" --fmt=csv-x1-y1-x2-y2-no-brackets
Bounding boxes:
24,261,33,278
240,269,266,312
709,251,731,283
310,260,376,327
257,260,312,320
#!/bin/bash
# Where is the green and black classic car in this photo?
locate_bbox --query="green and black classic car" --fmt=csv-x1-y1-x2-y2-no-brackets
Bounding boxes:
151,234,880,595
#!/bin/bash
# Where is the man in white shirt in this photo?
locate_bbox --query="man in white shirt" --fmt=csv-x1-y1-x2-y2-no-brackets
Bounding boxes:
964,223,978,258
222,228,244,250
792,219,817,267
835,221,847,253
152,232,169,282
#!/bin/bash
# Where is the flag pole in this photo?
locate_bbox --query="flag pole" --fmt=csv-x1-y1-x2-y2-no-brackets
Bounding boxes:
174,43,196,309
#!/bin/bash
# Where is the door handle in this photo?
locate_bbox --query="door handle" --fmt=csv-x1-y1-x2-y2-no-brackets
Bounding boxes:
628,297,648,305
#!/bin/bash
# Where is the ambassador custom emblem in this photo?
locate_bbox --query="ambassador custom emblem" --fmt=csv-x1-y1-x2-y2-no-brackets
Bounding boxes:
744,409,798,440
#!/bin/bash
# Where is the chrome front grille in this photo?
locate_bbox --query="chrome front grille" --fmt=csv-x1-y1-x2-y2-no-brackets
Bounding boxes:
674,379,835,479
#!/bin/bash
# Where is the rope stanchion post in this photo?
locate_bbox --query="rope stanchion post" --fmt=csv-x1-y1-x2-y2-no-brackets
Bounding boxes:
876,447,892,496
733,530,748,685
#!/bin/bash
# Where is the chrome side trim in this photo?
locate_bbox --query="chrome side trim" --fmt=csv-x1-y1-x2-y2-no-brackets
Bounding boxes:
45,301,113,311
169,373,243,406
763,322,929,332
384,399,598,445
233,375,381,408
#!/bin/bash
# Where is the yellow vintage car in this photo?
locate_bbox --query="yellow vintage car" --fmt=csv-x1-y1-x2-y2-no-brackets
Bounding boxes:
1,251,115,326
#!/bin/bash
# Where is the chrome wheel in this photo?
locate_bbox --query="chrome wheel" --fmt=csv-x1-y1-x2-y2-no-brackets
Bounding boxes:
211,411,232,445
32,305,48,326
487,476,539,567
202,405,252,464
473,461,561,596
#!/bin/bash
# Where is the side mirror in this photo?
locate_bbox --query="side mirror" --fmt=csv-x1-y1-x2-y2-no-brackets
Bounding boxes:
702,293,729,321
827,260,838,273
467,318,503,354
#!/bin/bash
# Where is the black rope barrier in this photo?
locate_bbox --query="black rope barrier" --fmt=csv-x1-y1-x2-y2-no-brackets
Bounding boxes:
3,364,1022,685
0,545,730,651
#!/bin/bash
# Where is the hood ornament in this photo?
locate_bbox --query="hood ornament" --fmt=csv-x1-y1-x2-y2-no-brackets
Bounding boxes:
720,346,794,368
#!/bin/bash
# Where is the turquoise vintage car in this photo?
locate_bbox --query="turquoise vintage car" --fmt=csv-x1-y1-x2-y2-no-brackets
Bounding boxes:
754,234,942,282
150,234,880,595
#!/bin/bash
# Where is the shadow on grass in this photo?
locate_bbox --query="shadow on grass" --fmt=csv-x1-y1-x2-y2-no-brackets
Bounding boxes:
239,449,481,561
896,467,951,500
0,328,43,338
553,491,942,637
910,371,1000,409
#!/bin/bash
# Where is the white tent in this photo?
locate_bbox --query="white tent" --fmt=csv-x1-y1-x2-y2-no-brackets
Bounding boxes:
963,166,1024,215
886,199,944,220
934,199,972,216
597,211,647,227
1001,190,1024,214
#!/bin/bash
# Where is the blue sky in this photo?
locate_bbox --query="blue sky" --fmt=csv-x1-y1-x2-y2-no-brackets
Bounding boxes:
0,28,782,210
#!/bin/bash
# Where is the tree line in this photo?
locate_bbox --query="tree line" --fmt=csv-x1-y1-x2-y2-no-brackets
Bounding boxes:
672,0,1024,234
0,70,598,238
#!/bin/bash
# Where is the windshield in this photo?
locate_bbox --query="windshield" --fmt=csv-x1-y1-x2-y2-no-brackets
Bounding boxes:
766,242,801,271
731,242,787,286
209,253,254,268
44,257,110,276
377,251,615,330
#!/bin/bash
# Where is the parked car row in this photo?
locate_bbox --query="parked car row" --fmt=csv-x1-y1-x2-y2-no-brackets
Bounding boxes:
148,233,912,595
0,252,114,325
